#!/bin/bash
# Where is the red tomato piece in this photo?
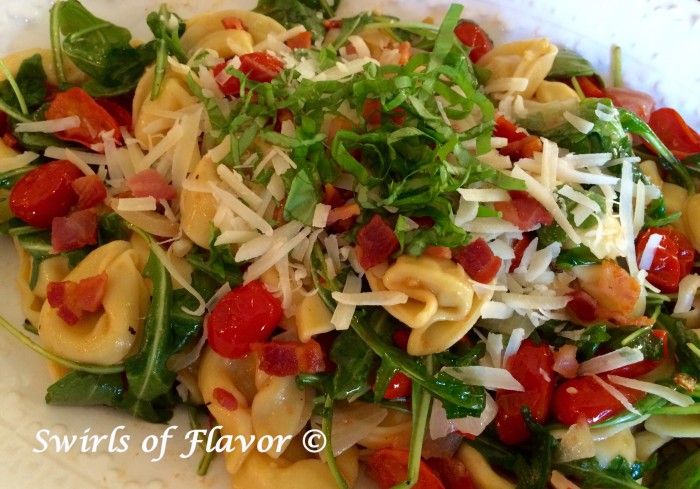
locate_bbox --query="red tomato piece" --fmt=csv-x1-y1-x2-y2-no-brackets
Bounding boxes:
207,280,283,358
552,374,645,426
647,107,700,160
45,87,122,149
608,330,668,378
498,135,543,160
575,75,605,98
381,371,412,400
422,246,452,260
71,175,107,210
495,339,554,445
453,237,502,283
603,87,655,122
252,339,326,377
212,62,242,96
566,289,598,323
392,328,411,350
51,208,99,253
221,16,246,30
509,234,533,272
355,215,400,270
9,160,84,228
453,20,493,63
425,457,475,489
95,98,133,131
366,448,446,489
286,31,312,50
636,227,695,293
239,52,285,83
494,115,527,143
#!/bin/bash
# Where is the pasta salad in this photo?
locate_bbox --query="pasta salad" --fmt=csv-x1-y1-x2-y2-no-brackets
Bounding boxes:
1,0,700,488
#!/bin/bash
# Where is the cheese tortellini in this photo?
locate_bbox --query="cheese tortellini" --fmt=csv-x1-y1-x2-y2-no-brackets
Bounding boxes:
36,241,150,365
366,255,494,355
180,155,222,249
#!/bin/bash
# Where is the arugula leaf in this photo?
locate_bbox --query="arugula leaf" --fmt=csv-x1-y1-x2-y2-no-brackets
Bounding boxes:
147,5,187,98
657,313,700,378
555,456,651,489
559,187,606,229
55,0,156,95
649,449,700,489
98,211,132,244
547,47,601,80
645,196,681,228
0,54,47,111
284,167,321,225
555,244,601,270
537,222,567,247
254,0,339,41
185,227,243,288
46,371,125,407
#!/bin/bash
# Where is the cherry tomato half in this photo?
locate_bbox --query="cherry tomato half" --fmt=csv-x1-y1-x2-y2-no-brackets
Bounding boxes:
553,375,645,426
453,20,493,63
207,280,283,358
366,448,445,489
9,160,84,228
213,52,285,96
647,107,700,160
494,339,554,445
381,371,412,400
636,227,696,293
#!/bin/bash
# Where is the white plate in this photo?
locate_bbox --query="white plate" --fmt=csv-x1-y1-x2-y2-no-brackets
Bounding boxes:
0,1,699,488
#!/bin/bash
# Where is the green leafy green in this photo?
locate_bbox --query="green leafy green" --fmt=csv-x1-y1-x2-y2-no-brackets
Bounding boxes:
555,244,601,269
0,54,47,112
649,449,700,489
254,0,339,41
555,456,652,489
185,228,243,288
657,313,700,378
147,5,187,99
644,196,681,228
46,371,125,407
547,47,601,81
53,0,156,96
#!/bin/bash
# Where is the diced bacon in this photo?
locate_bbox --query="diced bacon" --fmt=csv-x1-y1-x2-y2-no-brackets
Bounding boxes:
355,215,400,270
363,99,383,128
252,340,326,377
71,174,107,209
398,41,412,66
125,169,177,201
327,202,360,226
274,108,294,132
454,237,502,283
322,183,345,208
498,135,543,160
422,246,452,260
553,344,579,379
47,272,108,325
221,16,247,30
213,387,239,411
494,190,553,231
51,208,98,253
286,31,312,50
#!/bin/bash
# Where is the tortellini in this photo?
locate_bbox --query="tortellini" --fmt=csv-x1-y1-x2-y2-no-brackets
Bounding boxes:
38,240,150,365
0,48,86,86
296,292,335,342
198,346,314,474
477,39,559,100
181,10,285,57
14,239,70,328
180,155,221,249
645,414,700,438
366,255,494,355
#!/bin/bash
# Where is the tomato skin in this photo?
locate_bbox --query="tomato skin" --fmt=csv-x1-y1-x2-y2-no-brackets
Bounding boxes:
453,20,493,63
607,330,668,378
575,75,605,98
636,227,695,293
213,52,285,96
9,160,84,228
603,87,655,122
495,339,554,445
381,371,413,400
207,280,283,359
552,375,645,426
45,87,122,148
509,234,533,272
493,115,526,143
647,107,700,160
366,448,445,489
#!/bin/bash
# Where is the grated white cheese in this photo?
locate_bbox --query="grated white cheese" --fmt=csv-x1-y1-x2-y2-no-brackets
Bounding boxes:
332,290,409,306
483,77,529,94
244,226,312,282
457,188,510,202
578,347,645,375
442,366,524,391
331,272,362,330
311,57,380,82
564,152,613,168
15,116,80,133
461,217,521,234
485,333,504,368
63,148,97,176
217,164,263,208
619,162,638,276
210,183,274,236
638,233,662,271
0,151,38,172
502,328,526,367
501,293,571,311
113,197,157,211
215,230,261,246
608,374,694,407
313,203,332,228
563,111,595,134
558,185,601,212
673,274,700,314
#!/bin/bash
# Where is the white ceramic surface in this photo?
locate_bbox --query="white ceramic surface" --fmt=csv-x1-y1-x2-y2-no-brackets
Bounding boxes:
0,1,699,487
